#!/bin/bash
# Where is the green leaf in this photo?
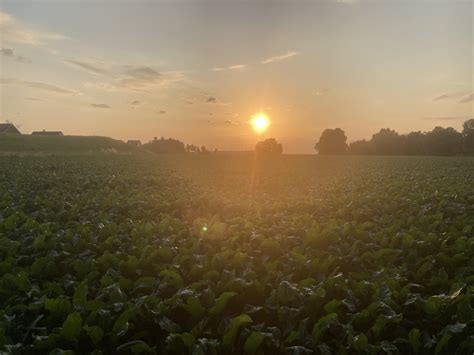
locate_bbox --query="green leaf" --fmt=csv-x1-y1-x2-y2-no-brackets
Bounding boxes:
183,297,205,318
408,328,421,354
209,292,236,316
73,282,88,306
323,299,341,314
112,309,135,337
312,313,338,342
45,298,72,316
60,312,82,342
223,314,253,347
84,325,103,345
435,334,452,355
353,334,368,351
117,340,153,354
244,331,264,354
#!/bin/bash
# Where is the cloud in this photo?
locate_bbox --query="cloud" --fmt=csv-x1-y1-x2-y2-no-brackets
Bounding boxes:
212,64,246,72
335,0,356,4
1,47,31,63
159,110,166,114
0,77,78,95
423,116,470,121
0,11,67,46
261,51,300,64
206,97,217,103
0,48,13,56
26,97,42,101
186,100,194,105
130,100,141,106
65,59,107,74
90,103,111,109
459,93,474,103
432,94,450,102
86,65,184,92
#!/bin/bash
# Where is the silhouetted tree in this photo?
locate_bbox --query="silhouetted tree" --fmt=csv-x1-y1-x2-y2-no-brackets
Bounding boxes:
315,128,347,155
403,131,426,155
425,126,463,155
255,138,283,155
143,137,186,153
371,128,403,155
462,119,474,154
200,145,210,154
348,140,373,155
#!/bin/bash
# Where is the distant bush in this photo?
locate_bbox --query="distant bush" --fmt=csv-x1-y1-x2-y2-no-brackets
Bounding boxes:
143,137,186,154
255,138,283,155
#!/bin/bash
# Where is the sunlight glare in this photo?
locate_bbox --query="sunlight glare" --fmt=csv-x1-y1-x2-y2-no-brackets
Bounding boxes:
251,113,270,134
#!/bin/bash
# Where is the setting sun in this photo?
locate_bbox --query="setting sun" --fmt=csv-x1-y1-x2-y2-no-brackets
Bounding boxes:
251,113,270,134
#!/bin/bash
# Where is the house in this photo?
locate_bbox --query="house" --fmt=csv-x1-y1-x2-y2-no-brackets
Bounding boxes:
0,123,21,134
31,130,64,136
127,140,142,147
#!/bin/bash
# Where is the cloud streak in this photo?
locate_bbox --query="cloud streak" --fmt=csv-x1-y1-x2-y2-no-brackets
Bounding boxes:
212,64,246,72
0,77,78,95
0,11,67,46
90,103,111,109
432,94,450,102
261,51,300,64
65,59,107,74
1,47,31,63
459,93,474,103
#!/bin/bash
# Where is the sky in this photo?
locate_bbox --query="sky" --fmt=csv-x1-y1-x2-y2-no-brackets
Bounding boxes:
0,0,472,153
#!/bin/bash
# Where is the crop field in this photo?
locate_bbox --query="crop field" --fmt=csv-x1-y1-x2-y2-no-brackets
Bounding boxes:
0,154,473,354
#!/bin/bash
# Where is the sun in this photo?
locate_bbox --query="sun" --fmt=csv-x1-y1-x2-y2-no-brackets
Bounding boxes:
250,113,270,134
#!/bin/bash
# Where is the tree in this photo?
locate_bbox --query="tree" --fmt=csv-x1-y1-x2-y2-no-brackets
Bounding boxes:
315,128,347,155
348,140,373,155
255,138,283,155
371,128,403,155
425,126,463,155
143,137,186,153
402,131,426,155
462,119,474,154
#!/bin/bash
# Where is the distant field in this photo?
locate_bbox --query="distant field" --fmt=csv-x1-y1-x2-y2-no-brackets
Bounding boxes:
0,154,473,353
0,134,139,155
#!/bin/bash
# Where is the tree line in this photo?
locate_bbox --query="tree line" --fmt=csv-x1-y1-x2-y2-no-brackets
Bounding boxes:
142,119,474,156
316,119,473,155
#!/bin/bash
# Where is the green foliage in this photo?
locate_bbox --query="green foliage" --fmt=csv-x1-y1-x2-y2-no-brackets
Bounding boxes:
0,154,473,353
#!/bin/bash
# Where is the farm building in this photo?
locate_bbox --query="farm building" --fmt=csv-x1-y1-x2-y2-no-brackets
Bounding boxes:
127,140,142,147
31,130,64,136
0,123,21,134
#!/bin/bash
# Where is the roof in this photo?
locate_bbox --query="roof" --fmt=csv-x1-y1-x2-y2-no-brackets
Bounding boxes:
0,123,21,134
31,130,63,136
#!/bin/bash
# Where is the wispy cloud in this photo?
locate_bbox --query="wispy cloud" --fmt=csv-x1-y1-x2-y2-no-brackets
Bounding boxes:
212,64,246,72
335,0,357,4
85,65,184,92
261,51,300,64
159,110,166,114
90,103,111,109
1,47,31,63
432,94,450,102
26,97,42,101
0,11,67,46
130,100,141,106
459,93,474,103
423,116,470,121
206,97,217,103
65,59,107,75
0,77,78,95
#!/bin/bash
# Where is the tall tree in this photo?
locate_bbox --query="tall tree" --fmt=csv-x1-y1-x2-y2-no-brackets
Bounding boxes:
255,138,283,155
462,119,474,153
315,128,347,155
425,126,463,155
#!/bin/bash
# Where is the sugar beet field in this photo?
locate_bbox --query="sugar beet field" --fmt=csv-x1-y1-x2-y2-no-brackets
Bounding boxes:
0,154,473,354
